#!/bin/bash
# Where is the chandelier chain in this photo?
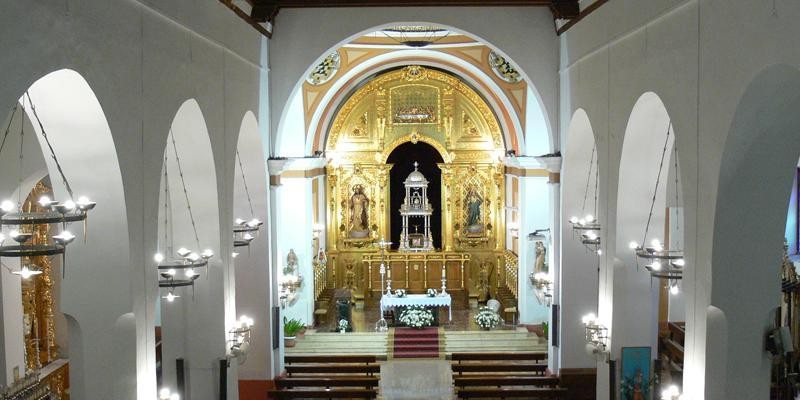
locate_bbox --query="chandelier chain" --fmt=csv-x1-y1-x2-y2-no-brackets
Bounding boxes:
162,151,171,255
236,149,255,216
594,151,599,216
642,123,672,245
581,146,596,216
674,144,681,237
169,130,201,249
0,104,17,157
18,99,25,206
26,92,75,200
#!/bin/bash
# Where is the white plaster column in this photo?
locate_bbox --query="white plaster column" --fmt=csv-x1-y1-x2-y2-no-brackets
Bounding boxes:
267,158,289,377
0,267,25,386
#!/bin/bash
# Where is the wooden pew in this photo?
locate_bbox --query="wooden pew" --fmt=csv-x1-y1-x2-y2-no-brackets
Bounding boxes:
275,376,380,389
457,387,567,399
451,352,547,363
284,364,380,376
453,376,560,389
452,363,547,375
284,355,377,365
268,388,378,399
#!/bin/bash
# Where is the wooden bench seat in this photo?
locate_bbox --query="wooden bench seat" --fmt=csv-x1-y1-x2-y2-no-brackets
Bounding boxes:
451,352,547,363
453,376,560,388
457,387,567,399
285,355,377,365
285,365,380,376
452,363,547,375
268,388,378,399
276,376,380,389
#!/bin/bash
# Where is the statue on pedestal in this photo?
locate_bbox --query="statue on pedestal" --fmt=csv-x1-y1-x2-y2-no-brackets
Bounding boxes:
534,241,547,274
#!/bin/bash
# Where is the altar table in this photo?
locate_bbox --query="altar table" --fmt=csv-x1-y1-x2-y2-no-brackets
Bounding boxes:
380,293,452,321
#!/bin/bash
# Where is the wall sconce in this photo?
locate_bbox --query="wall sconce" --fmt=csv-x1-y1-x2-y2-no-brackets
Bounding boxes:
228,315,254,360
660,385,683,400
508,222,519,238
279,274,303,308
159,388,180,400
312,223,324,240
530,272,553,307
582,313,609,357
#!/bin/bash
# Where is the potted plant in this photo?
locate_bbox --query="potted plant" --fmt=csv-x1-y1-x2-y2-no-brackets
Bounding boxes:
426,288,437,297
338,319,349,333
283,318,304,347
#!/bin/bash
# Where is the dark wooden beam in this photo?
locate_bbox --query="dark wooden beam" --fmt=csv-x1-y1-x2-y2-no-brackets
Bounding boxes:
556,0,608,35
218,0,272,37
251,0,554,8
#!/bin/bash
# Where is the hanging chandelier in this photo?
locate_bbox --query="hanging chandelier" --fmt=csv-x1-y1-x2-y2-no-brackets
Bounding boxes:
568,146,601,253
381,25,449,48
233,150,262,248
156,131,214,300
0,93,95,278
628,123,684,290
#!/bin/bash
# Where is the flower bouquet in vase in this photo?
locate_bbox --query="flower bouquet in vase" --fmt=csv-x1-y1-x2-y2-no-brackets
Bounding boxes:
394,289,407,298
399,306,434,329
426,288,437,297
474,306,501,330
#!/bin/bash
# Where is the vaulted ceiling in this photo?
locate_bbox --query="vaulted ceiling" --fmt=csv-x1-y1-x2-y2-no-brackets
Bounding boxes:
219,0,583,38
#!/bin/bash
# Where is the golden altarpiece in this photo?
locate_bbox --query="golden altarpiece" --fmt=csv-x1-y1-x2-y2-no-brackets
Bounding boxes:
323,66,509,298
10,180,69,398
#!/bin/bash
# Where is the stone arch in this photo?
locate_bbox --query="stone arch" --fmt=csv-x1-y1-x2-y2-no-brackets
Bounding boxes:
613,92,677,357
709,64,800,400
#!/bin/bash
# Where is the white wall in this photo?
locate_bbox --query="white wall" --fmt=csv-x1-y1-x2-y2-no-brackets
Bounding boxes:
0,1,263,398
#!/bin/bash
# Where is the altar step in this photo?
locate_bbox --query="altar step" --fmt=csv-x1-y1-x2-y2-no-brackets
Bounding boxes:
392,327,442,359
285,332,389,356
444,329,546,354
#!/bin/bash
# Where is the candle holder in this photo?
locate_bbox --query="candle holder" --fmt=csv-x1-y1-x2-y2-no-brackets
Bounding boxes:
440,277,447,295
386,278,392,294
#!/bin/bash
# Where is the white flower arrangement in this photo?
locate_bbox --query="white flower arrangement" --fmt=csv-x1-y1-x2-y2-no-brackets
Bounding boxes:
426,288,437,297
474,306,501,329
394,289,407,298
338,319,349,332
399,306,434,329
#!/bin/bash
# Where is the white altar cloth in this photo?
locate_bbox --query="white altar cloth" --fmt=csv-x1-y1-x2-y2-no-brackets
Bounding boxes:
380,294,452,321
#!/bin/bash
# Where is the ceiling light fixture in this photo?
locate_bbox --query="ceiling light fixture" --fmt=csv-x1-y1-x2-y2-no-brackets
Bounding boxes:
381,25,449,48
630,122,685,286
156,131,214,296
0,93,96,276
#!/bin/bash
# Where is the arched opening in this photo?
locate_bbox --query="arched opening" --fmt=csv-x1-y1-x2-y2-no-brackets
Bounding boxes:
0,68,131,399
709,64,800,399
156,98,221,398
387,141,444,249
614,92,684,393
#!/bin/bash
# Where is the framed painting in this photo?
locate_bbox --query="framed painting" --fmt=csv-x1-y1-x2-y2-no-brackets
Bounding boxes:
620,346,652,400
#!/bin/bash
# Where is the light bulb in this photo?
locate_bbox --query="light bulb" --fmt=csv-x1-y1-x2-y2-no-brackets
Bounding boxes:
232,252,239,258
163,292,178,302
585,214,595,223
201,249,214,259
38,195,53,208
0,200,15,213
159,388,171,400
629,241,639,249
650,261,662,271
247,218,262,228
170,394,180,400
569,216,578,224
76,196,96,210
0,233,5,242
53,230,76,245
166,269,176,276
63,200,76,210
187,252,200,262
582,313,596,325
670,284,679,295
235,218,245,225
177,247,191,257
651,239,663,252
154,253,165,263
673,258,685,267
597,249,603,255
586,232,597,240
578,218,586,225
185,268,196,278
14,266,42,279
243,233,254,241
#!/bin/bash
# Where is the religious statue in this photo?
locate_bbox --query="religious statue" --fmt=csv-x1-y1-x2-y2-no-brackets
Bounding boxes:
284,249,298,275
534,241,547,274
348,184,370,238
465,188,483,234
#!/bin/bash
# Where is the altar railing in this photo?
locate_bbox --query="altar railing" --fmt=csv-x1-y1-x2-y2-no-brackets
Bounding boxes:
362,251,470,292
503,250,519,298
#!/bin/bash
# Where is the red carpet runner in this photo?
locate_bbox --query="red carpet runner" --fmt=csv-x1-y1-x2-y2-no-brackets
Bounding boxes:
391,327,442,359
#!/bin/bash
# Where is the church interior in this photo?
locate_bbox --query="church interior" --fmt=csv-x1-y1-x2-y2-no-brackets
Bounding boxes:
2,1,800,399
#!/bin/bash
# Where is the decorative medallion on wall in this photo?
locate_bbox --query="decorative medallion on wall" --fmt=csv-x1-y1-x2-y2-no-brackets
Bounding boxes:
488,51,522,83
402,65,428,82
306,52,341,85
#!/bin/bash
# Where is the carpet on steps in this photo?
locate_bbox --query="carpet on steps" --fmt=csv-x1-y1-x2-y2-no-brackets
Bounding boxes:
392,327,442,359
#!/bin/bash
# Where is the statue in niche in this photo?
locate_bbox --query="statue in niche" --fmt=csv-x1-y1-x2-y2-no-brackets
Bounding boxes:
534,241,547,274
464,188,483,234
348,184,370,238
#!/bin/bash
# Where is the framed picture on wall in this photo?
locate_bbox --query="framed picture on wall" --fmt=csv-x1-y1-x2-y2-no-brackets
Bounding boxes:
620,346,652,400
